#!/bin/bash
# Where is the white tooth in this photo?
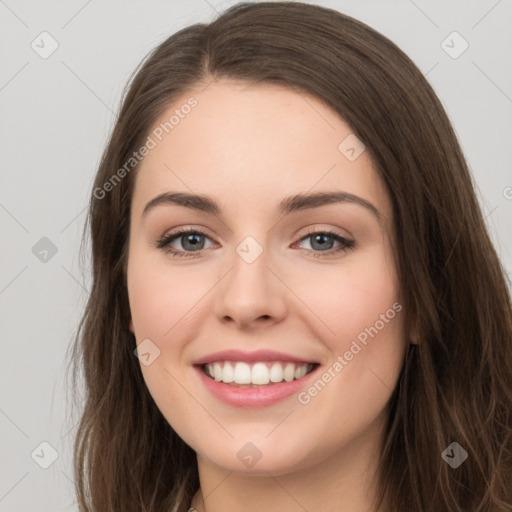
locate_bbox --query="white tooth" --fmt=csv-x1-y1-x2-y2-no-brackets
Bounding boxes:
206,363,214,378
283,363,295,382
213,362,223,381
252,363,270,385
269,362,284,383
222,362,234,383
234,362,252,384
295,364,307,379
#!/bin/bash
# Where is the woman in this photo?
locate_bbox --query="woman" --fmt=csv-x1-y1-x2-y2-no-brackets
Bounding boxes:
67,2,512,511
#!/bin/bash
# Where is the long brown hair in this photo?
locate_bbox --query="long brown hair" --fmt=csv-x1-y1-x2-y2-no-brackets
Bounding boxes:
65,2,512,511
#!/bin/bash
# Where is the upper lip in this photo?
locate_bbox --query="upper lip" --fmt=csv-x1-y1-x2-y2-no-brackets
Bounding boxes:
193,349,319,366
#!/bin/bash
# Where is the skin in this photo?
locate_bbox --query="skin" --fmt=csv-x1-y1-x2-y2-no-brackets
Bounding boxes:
127,79,414,512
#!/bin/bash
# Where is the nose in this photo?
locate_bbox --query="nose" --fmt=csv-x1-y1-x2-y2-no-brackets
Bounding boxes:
214,247,288,330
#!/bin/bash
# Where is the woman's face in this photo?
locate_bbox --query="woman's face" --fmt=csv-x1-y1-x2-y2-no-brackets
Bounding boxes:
127,79,409,475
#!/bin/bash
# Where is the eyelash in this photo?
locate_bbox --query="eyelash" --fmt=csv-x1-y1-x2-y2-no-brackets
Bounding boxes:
155,227,355,259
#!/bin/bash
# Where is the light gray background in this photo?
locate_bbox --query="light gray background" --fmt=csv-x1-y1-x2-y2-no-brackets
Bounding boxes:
1,0,511,510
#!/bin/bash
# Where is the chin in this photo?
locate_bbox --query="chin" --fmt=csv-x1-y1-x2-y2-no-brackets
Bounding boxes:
191,432,323,476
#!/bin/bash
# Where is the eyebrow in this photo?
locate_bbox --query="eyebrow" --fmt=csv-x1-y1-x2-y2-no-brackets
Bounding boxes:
141,191,382,222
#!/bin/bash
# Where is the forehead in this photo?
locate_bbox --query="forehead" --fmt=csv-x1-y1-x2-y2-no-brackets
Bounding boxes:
131,79,391,221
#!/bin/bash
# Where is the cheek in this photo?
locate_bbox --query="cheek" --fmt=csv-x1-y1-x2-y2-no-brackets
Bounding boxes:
127,252,210,340
292,256,405,435
127,254,202,432
290,251,400,349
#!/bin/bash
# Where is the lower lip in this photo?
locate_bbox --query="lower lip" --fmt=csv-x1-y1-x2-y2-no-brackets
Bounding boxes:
194,365,319,408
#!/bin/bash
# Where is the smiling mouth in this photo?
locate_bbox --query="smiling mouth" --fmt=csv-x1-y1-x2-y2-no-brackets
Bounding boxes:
200,360,319,387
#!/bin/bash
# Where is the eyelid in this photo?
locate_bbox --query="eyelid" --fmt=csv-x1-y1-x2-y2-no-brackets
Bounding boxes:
163,224,215,239
295,224,353,243
160,224,350,243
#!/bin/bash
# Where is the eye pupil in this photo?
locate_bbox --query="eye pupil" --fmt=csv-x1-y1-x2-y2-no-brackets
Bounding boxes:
311,233,334,251
183,233,204,251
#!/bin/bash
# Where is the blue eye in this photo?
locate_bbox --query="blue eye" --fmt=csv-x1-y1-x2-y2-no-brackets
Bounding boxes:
156,230,212,257
296,229,355,254
156,228,355,258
